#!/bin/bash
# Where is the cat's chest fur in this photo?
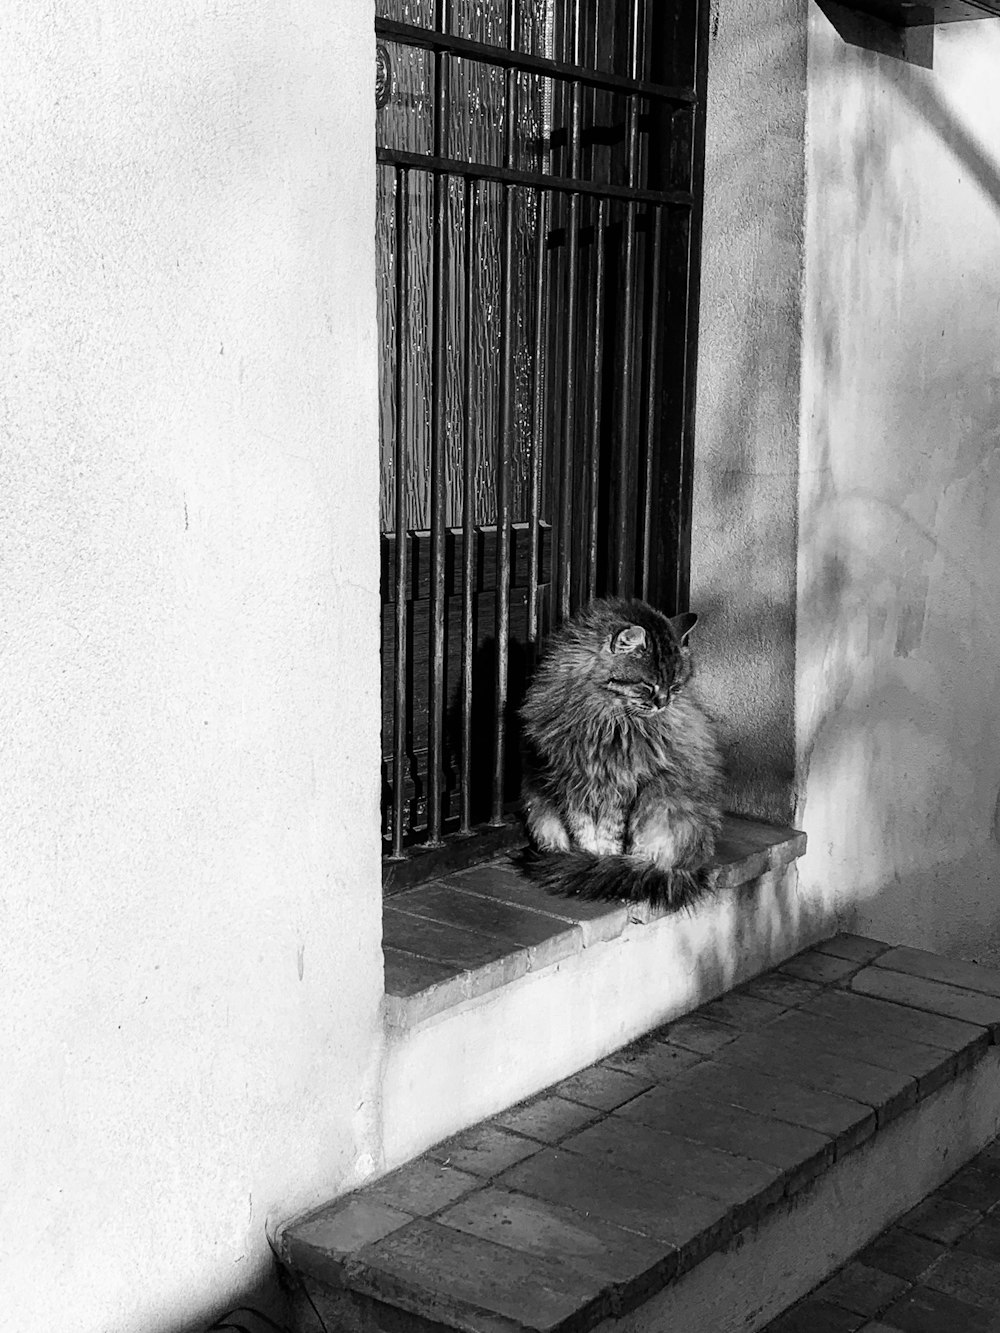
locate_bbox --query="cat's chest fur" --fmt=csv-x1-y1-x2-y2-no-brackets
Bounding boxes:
533,695,709,811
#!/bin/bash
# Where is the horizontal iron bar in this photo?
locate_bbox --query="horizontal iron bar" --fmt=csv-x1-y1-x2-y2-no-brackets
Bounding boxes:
375,17,696,105
376,147,693,209
382,814,525,892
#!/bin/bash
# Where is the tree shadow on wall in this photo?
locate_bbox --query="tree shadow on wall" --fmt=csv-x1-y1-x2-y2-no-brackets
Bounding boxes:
897,72,1000,207
797,17,1000,950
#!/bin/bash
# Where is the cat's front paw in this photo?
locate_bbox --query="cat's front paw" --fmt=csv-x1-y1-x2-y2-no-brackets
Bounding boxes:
527,808,572,852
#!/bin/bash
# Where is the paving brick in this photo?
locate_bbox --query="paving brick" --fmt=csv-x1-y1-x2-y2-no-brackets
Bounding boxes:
936,1162,1000,1212
658,1012,742,1055
898,1195,983,1244
720,1026,918,1124
437,1183,668,1290
959,1214,1000,1263
601,1034,705,1080
382,906,528,977
613,1083,833,1179
764,1009,956,1093
849,966,1000,1038
813,934,893,964
447,860,630,946
291,1196,414,1260
814,1260,911,1317
780,950,865,984
428,1123,541,1177
767,1299,868,1332
875,946,1000,1000
673,1059,876,1151
738,970,827,1008
879,1284,1000,1333
923,1248,1000,1310
382,947,462,998
364,1158,480,1216
972,1137,1000,1164
498,1146,730,1255
494,1094,603,1145
560,1116,783,1215
390,883,581,969
800,987,989,1057
553,1063,653,1110
858,1226,947,1281
857,1324,907,1333
698,991,788,1029
351,1216,602,1332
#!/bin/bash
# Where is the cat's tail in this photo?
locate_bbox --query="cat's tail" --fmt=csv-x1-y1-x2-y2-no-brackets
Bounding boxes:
514,847,714,912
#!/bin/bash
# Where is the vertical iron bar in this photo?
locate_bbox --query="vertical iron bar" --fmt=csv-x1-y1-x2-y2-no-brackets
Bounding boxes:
529,23,555,643
639,202,663,601
459,178,477,835
527,187,547,644
391,167,410,858
586,195,606,601
612,0,642,596
492,0,517,825
556,0,582,623
427,2,449,844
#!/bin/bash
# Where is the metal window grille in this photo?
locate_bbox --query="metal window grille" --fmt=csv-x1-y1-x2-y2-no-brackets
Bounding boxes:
378,0,709,888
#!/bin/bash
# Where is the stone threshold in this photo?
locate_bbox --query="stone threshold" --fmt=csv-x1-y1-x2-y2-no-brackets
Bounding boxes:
279,938,1000,1333
383,814,806,1027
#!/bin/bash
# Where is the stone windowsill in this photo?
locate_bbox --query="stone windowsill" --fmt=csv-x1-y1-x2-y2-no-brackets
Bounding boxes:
382,815,807,1027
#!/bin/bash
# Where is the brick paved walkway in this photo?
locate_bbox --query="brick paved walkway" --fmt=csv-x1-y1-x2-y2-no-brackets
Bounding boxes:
765,1136,1000,1332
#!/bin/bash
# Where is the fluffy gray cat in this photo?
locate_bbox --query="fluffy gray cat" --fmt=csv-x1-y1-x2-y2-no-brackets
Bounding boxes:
517,597,723,908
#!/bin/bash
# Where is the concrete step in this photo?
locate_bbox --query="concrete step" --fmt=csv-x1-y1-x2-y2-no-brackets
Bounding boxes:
378,816,809,1170
277,938,1000,1333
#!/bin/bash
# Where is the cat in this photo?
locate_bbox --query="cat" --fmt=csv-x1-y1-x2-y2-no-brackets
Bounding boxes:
516,597,723,909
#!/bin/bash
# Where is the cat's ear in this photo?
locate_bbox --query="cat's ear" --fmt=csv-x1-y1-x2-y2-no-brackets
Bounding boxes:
610,624,648,655
669,611,698,644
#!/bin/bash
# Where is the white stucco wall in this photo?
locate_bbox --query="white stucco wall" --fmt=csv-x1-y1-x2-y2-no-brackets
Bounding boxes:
692,0,807,830
799,14,1000,959
0,3,384,1331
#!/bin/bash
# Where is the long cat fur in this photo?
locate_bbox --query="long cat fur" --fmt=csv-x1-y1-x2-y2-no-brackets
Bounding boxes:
516,597,723,909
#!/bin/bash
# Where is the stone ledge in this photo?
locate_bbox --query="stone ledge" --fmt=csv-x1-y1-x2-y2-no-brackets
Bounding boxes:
279,935,1000,1333
383,815,806,1027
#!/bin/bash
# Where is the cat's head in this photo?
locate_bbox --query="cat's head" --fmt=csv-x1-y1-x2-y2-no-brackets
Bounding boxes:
594,599,697,716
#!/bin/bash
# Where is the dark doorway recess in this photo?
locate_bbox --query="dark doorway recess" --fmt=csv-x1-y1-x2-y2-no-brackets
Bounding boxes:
376,0,710,889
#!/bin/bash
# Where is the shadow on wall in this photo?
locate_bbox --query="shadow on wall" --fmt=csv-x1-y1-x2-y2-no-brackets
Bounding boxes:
896,71,1000,207
143,1260,290,1333
798,18,1000,957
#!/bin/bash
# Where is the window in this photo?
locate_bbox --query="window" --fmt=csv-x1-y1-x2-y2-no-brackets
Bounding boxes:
377,0,709,887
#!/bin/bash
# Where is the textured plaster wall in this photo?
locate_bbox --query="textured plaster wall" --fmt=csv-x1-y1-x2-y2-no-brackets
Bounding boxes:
691,0,807,829
799,15,1000,959
0,3,384,1331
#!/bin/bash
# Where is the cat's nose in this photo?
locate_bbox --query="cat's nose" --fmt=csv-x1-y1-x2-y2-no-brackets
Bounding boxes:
653,686,671,709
